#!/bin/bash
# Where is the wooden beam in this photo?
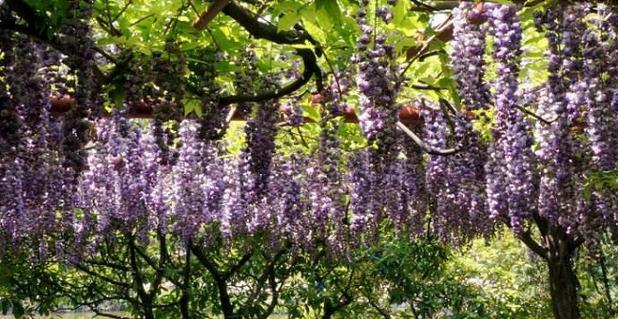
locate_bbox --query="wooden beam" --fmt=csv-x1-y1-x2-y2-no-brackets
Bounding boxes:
49,95,422,125
193,0,231,30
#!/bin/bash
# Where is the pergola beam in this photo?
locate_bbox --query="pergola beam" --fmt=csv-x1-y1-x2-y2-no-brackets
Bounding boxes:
49,95,422,125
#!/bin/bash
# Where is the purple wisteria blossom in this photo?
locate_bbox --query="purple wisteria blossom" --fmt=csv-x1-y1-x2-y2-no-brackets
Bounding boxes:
348,151,373,234
452,1,490,111
486,3,536,233
354,1,399,141
534,6,587,233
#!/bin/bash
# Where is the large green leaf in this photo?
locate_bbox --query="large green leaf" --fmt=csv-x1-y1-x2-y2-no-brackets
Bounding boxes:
315,0,342,27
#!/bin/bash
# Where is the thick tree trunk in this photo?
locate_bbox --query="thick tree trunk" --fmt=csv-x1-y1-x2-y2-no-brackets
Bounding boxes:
139,300,155,319
216,278,235,319
547,255,581,319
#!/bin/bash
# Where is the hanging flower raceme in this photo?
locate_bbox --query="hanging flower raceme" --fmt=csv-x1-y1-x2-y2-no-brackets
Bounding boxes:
583,8,617,172
452,116,491,236
423,107,448,199
266,155,310,250
452,1,490,111
532,5,587,234
450,2,492,236
244,99,279,198
281,97,304,126
354,1,399,141
348,151,374,235
234,48,260,118
305,117,348,254
0,37,69,256
401,138,427,238
173,119,208,241
141,128,171,235
422,106,451,240
199,50,230,142
581,5,618,240
421,105,484,244
485,3,536,234
59,0,98,173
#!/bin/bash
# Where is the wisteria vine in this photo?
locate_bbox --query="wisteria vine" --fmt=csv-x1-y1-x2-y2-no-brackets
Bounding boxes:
0,2,616,266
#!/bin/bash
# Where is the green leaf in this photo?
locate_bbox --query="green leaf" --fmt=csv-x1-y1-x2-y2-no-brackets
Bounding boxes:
302,104,321,122
301,16,327,44
315,0,342,27
392,0,408,26
184,98,202,117
278,12,300,31
108,85,126,109
210,28,241,51
395,37,416,56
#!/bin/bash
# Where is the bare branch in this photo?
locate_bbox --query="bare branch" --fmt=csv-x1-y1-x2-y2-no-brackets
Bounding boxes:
221,1,308,45
193,0,231,30
396,121,460,156
516,105,555,125
518,230,549,260
219,48,318,105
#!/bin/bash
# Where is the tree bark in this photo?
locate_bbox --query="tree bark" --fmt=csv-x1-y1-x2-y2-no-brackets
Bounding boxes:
521,217,584,319
547,254,581,319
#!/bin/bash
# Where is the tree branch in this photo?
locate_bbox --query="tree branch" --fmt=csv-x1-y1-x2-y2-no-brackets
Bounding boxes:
396,121,460,155
180,242,191,319
222,1,308,45
518,230,548,260
190,244,222,279
516,105,555,125
193,0,231,30
190,244,235,317
223,252,254,280
128,238,153,312
74,264,131,288
219,48,317,105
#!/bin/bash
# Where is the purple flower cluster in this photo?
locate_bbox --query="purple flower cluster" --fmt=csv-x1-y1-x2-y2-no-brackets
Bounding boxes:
583,10,616,171
173,120,209,241
306,119,347,252
354,2,399,141
422,107,448,197
348,151,374,234
450,3,493,235
485,142,508,221
422,106,492,243
281,97,304,126
268,155,310,247
243,99,279,197
0,36,66,256
199,51,230,142
581,4,618,239
3,1,618,263
533,6,586,232
234,48,259,118
401,138,427,237
486,3,536,233
59,1,98,172
451,1,490,111
453,117,490,235
421,107,455,241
